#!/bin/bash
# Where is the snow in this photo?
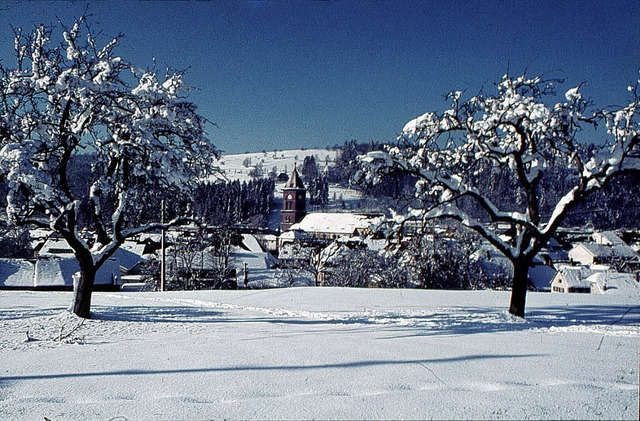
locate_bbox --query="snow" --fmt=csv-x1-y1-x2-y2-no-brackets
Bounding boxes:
33,258,121,288
289,212,379,237
586,272,640,295
215,149,338,184
0,259,34,288
565,87,583,102
1,288,637,420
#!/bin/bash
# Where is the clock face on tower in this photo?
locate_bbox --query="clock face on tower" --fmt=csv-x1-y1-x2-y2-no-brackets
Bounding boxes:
287,194,292,200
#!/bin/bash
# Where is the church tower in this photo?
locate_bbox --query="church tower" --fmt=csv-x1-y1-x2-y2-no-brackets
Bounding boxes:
281,166,307,232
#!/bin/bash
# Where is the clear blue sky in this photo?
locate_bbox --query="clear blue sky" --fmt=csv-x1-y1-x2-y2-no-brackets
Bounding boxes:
1,1,638,154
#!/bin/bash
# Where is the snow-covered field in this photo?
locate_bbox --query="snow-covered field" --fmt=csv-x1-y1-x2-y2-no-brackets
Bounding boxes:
1,288,638,420
216,148,338,184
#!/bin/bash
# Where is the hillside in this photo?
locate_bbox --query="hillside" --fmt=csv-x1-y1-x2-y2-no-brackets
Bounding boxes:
215,148,339,184
1,288,638,420
216,148,368,219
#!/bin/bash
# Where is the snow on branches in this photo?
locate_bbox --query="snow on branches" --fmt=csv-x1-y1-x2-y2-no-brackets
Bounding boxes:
0,17,219,317
0,18,217,237
357,73,639,317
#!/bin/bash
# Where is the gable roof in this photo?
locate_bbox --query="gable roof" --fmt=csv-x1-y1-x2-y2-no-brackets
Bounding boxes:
592,231,627,246
289,213,379,236
573,243,638,260
34,258,121,287
528,264,556,291
585,272,640,294
553,267,600,288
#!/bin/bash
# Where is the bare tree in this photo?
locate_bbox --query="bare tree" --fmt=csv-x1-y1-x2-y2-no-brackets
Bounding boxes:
0,18,218,317
358,74,639,317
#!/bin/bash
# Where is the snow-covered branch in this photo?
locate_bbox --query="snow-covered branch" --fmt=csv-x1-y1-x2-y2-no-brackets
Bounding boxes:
356,73,639,317
0,16,219,318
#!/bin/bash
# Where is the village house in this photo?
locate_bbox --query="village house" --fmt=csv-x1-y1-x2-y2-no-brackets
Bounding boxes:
0,231,152,290
550,266,600,294
288,212,381,242
0,255,121,291
568,231,639,267
551,265,640,294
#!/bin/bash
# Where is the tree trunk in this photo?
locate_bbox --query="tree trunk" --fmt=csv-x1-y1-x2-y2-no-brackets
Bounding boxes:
72,260,96,319
508,260,529,318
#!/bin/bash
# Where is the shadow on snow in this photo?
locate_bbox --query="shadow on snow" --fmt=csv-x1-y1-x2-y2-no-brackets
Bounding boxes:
1,353,544,383
89,302,640,338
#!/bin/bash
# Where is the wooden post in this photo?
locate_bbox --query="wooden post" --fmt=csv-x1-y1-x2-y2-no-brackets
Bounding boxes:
160,199,166,292
243,262,248,288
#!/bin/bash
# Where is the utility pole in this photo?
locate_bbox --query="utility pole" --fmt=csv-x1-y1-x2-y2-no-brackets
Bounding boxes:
160,199,166,292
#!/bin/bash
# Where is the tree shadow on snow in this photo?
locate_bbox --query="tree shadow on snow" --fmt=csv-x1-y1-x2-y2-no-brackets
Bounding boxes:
0,307,68,321
527,304,640,327
380,304,640,339
92,305,224,323
1,353,545,383
91,303,640,338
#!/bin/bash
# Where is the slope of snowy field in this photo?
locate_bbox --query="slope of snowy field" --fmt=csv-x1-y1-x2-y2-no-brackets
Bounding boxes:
216,149,338,184
1,288,638,420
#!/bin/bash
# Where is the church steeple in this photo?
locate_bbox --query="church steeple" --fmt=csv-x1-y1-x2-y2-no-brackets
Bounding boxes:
281,165,307,232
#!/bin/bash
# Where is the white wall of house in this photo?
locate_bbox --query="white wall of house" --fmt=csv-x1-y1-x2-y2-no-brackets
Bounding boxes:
568,244,595,266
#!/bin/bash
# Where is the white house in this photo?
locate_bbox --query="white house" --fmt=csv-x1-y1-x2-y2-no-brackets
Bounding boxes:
568,242,638,266
550,267,600,293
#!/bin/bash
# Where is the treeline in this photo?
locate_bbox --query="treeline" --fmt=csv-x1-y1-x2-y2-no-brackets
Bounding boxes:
62,154,275,229
192,178,275,226
299,155,329,208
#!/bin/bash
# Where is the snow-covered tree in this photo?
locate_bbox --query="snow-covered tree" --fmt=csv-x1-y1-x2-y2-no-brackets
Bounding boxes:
358,74,639,317
0,18,218,318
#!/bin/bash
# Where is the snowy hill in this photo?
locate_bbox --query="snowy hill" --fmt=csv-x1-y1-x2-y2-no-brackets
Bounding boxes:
215,148,339,184
1,288,638,419
215,148,366,215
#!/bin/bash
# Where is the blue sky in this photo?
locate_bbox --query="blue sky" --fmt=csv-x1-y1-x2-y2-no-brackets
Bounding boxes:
0,1,638,154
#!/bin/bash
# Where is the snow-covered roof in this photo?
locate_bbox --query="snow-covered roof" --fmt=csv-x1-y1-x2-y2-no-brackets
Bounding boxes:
553,266,603,288
111,247,146,271
592,231,627,247
283,167,306,190
573,243,638,260
586,272,639,294
38,238,145,272
120,240,147,257
231,248,277,270
0,259,35,288
38,238,74,257
289,213,379,237
241,234,265,254
34,258,120,287
279,229,310,241
528,264,556,291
